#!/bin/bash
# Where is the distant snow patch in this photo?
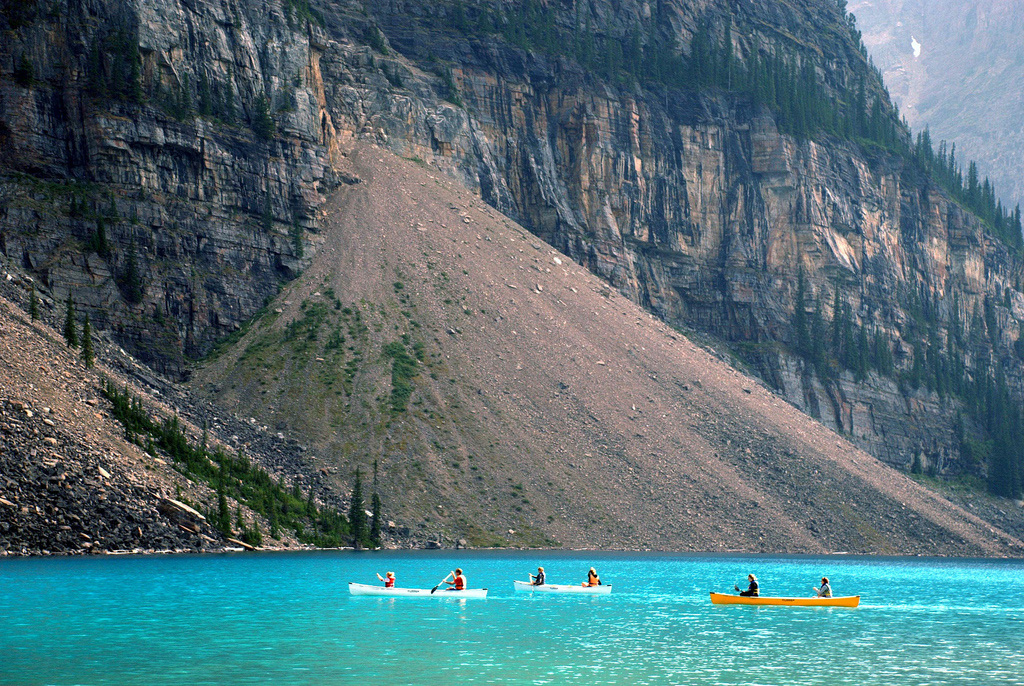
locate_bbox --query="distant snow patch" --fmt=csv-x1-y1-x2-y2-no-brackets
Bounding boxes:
911,36,922,58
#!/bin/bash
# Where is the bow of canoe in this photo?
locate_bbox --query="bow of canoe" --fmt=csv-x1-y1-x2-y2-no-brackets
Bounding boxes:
709,592,859,607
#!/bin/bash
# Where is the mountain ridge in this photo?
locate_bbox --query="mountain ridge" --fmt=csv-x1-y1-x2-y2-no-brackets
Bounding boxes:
3,0,1024,552
851,0,1024,211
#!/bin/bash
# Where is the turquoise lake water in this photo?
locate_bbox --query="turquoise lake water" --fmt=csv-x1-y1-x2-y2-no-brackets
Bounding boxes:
1,551,1022,685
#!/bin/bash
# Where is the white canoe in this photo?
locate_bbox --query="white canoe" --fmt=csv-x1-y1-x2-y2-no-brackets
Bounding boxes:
513,580,612,595
348,582,488,598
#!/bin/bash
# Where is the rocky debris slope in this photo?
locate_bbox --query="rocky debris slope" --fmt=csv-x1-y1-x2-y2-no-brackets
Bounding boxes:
0,287,218,554
0,265,370,555
195,143,1024,556
0,394,200,555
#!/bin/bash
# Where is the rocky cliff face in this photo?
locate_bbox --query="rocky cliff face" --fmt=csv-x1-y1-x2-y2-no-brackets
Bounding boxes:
3,0,1023,483
0,0,344,376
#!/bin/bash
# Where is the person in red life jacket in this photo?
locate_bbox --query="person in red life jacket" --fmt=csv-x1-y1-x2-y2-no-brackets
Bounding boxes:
376,571,395,588
735,573,759,597
582,567,601,587
444,568,466,591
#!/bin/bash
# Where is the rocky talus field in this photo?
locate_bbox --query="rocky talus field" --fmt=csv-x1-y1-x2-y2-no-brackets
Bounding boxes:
0,273,357,555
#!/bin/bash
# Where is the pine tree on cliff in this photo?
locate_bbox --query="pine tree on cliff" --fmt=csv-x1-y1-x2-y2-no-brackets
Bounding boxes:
252,93,275,140
81,314,95,368
88,218,109,258
348,468,367,549
63,295,78,348
1014,205,1023,248
810,299,828,377
119,240,145,304
370,460,382,548
830,288,844,361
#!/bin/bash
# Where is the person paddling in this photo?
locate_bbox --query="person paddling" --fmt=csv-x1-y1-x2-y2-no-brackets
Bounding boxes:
814,577,832,598
582,567,600,587
376,571,395,588
444,568,467,591
735,573,759,597
530,566,545,586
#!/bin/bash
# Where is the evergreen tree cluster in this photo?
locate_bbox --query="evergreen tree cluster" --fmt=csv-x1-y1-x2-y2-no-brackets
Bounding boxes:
86,218,110,258
790,274,1024,499
283,0,324,28
251,92,276,140
116,239,145,305
100,380,359,546
62,296,95,368
81,19,269,138
2,0,38,31
14,52,34,87
63,295,78,348
29,284,40,320
419,1,904,149
154,70,240,124
85,23,142,104
790,272,891,384
347,464,384,549
913,129,1023,249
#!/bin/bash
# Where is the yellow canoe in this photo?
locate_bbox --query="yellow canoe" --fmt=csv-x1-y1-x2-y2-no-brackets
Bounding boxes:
709,592,860,607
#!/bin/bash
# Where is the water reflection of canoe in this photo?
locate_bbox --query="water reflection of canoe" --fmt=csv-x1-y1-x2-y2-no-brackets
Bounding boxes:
348,582,488,598
709,592,860,607
513,580,612,595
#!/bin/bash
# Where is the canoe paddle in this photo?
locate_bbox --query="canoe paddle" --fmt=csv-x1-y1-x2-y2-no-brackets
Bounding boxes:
431,571,453,594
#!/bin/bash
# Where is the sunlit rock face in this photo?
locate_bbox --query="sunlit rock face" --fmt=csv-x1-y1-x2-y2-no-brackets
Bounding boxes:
2,0,1023,477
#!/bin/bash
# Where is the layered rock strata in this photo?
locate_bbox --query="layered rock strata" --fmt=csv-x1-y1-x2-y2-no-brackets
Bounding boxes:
3,0,1024,479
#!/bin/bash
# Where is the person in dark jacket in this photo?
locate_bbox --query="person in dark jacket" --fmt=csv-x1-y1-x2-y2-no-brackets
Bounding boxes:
735,573,759,597
529,567,546,586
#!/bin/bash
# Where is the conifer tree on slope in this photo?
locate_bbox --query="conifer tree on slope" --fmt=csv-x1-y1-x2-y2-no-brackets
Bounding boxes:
63,295,78,348
348,467,367,549
81,314,95,368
